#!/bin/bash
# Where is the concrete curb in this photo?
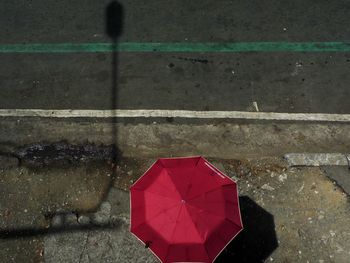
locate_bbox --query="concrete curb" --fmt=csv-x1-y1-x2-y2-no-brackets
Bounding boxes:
284,153,350,166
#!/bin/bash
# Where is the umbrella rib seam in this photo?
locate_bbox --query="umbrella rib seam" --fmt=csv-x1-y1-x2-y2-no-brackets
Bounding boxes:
185,205,215,262
187,183,233,202
134,188,180,202
131,203,181,232
182,205,207,244
187,202,241,230
164,205,184,263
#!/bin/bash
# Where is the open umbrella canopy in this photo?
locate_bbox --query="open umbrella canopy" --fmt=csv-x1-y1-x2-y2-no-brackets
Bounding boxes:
130,156,243,263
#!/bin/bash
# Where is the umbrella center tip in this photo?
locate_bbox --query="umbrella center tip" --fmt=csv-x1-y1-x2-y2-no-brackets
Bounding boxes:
181,199,186,203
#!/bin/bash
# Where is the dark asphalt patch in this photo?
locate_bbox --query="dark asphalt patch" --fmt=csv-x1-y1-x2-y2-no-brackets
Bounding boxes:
322,166,350,196
16,142,120,167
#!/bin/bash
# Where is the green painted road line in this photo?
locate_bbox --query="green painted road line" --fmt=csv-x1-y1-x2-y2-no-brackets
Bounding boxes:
0,42,350,53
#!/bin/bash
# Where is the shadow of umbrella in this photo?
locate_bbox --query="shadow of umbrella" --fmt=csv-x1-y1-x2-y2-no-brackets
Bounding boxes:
215,196,278,262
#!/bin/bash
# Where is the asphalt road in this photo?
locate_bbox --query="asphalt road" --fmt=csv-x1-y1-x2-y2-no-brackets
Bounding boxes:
0,0,350,113
1,0,350,43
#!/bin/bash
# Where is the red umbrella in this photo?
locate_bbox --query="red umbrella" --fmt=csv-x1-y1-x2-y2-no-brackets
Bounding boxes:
130,156,243,263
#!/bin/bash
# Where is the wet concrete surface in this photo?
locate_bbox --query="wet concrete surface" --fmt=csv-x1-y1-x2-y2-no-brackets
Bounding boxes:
0,153,349,262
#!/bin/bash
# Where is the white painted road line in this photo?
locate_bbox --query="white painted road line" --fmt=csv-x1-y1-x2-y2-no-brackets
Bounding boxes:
1,109,350,122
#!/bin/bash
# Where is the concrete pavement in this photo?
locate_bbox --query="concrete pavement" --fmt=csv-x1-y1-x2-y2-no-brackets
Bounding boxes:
1,156,350,262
